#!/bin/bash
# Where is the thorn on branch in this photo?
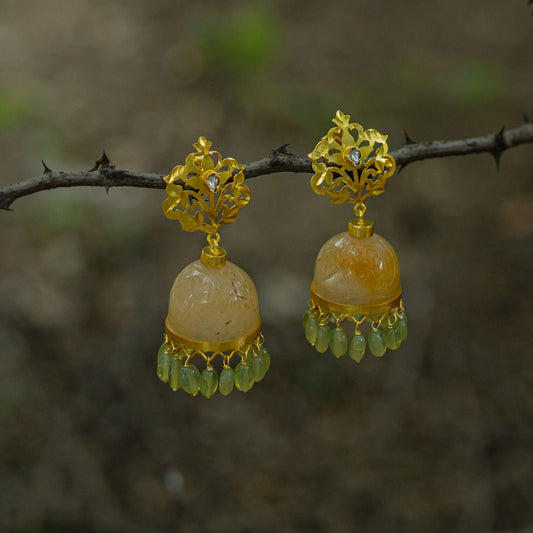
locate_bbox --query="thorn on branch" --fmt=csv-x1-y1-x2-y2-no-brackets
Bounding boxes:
403,130,416,145
41,160,52,174
491,126,506,170
272,144,293,156
89,152,113,172
495,126,506,145
0,196,14,211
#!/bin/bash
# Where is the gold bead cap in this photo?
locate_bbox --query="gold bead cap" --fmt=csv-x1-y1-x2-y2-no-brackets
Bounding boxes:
348,219,374,238
201,246,227,268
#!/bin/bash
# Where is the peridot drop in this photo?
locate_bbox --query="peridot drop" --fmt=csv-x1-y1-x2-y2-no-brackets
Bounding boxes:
179,364,201,396
349,333,366,362
368,329,387,357
200,368,218,398
234,362,254,392
157,344,172,383
397,317,408,341
315,324,330,353
305,316,319,346
219,367,234,396
260,347,271,371
302,310,311,329
169,357,182,391
250,354,268,382
383,325,401,350
329,329,348,358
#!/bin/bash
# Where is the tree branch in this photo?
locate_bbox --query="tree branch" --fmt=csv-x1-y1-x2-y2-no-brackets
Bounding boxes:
1,121,532,211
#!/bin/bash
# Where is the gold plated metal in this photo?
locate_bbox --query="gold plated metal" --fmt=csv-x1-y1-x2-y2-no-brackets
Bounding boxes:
165,318,261,354
348,219,374,238
200,246,227,268
310,286,402,317
162,136,249,235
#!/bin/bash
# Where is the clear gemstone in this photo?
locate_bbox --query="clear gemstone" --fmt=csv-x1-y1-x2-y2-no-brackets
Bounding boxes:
205,173,220,192
346,148,361,166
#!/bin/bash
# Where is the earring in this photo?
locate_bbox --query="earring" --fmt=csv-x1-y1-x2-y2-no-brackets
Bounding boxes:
157,137,269,397
303,111,407,362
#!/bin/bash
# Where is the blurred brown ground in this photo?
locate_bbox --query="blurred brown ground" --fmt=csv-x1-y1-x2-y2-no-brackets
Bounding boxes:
1,1,533,532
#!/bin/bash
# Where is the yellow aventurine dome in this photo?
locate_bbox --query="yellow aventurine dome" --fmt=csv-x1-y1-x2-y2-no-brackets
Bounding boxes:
166,259,260,345
312,231,402,307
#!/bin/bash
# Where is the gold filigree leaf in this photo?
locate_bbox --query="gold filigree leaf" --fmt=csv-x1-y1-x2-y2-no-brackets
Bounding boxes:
329,152,346,167
165,183,183,198
164,165,187,185
162,197,183,219
359,145,374,159
341,129,357,147
311,168,334,194
312,139,331,159
193,136,212,156
180,213,201,232
333,110,351,128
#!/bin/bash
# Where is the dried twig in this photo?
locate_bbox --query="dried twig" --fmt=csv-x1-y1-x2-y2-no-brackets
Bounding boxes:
1,121,532,211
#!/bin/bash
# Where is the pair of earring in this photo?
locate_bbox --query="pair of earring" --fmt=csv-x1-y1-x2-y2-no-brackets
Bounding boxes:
156,111,407,398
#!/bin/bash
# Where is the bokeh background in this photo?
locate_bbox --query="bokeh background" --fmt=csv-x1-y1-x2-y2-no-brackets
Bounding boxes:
1,1,533,532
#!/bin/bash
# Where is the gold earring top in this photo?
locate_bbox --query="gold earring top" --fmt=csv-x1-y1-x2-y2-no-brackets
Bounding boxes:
162,137,249,265
308,110,396,224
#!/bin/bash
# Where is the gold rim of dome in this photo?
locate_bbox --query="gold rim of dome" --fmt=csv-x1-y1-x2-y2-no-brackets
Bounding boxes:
310,285,402,316
165,318,261,353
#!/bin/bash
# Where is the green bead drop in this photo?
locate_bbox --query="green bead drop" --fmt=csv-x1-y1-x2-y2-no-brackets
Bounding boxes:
305,316,319,346
392,324,401,348
349,333,366,362
315,324,330,353
219,367,234,396
368,329,387,357
250,354,268,382
260,347,271,371
156,344,172,383
169,357,182,391
329,328,348,358
200,368,218,398
397,317,408,342
383,325,401,350
302,310,311,329
234,362,254,392
179,365,201,396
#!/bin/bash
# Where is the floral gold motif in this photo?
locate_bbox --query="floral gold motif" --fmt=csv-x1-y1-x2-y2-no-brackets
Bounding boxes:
162,137,249,234
308,110,396,210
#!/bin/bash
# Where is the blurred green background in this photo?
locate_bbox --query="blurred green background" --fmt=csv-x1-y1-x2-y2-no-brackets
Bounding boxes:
1,1,532,532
